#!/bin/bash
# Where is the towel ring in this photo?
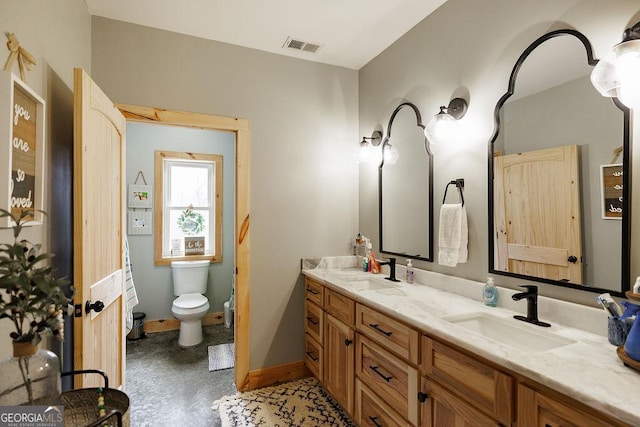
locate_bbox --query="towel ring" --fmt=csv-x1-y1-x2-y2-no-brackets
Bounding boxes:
443,179,464,206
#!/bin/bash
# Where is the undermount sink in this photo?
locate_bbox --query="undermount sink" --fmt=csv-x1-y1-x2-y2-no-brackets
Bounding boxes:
443,312,576,353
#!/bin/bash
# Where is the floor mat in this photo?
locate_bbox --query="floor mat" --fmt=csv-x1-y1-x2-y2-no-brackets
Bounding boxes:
208,343,235,372
212,377,355,426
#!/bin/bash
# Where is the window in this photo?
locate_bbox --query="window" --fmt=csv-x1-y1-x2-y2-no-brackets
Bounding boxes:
154,150,223,264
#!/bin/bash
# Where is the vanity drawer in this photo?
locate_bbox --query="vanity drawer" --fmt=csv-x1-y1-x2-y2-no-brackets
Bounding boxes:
304,300,323,343
305,277,324,306
356,303,419,364
356,335,419,425
304,333,323,381
422,336,514,426
324,289,355,326
355,378,411,427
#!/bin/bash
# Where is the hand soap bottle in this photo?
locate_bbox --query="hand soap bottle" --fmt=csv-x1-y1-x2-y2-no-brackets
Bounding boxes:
406,260,414,284
483,277,498,307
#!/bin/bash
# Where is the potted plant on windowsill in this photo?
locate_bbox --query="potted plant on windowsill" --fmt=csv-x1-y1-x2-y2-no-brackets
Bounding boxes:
0,209,73,405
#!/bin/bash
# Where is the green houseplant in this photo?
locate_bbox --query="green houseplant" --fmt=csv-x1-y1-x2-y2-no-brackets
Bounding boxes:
0,209,73,405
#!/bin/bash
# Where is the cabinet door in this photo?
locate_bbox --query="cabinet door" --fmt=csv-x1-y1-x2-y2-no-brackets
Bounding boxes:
325,313,355,415
421,378,498,427
518,384,624,427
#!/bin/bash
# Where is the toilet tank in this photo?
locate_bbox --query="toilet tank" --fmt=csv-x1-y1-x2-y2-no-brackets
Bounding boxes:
171,260,210,296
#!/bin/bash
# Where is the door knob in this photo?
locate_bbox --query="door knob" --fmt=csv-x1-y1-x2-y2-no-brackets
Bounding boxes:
85,300,105,314
567,255,578,263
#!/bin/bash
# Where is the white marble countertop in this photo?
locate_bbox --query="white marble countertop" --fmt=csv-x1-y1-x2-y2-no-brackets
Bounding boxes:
301,256,640,425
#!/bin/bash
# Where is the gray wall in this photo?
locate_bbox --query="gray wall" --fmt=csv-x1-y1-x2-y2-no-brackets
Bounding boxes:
0,1,91,361
126,123,236,319
359,0,640,306
91,17,359,369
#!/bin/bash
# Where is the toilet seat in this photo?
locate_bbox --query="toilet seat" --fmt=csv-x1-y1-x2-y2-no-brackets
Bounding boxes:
173,293,208,310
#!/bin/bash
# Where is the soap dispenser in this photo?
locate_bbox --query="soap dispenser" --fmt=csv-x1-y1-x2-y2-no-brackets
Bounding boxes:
406,260,414,284
483,278,498,307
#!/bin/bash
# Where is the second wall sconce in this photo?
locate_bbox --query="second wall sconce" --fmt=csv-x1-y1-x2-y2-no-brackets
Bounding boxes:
424,97,468,145
591,21,640,109
357,130,382,163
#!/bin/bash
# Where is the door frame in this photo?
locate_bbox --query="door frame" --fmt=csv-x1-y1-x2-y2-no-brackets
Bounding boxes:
118,104,251,391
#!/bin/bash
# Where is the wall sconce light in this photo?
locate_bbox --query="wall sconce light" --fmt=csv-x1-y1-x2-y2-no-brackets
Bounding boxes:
591,21,640,109
424,98,468,145
356,130,382,163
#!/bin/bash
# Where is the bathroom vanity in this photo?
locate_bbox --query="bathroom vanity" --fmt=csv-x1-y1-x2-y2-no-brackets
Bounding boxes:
302,257,640,426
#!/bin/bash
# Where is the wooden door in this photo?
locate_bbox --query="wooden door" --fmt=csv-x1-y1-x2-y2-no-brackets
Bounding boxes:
422,379,497,427
494,145,582,283
73,68,126,388
324,314,355,415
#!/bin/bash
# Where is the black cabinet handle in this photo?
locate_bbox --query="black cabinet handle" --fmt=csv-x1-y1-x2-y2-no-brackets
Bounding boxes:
307,288,319,295
369,323,392,337
369,365,392,382
369,416,382,427
344,338,353,346
306,316,319,325
305,351,318,362
417,391,429,403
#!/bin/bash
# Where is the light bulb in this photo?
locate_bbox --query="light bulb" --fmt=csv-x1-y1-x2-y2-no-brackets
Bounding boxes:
615,39,640,108
425,112,456,145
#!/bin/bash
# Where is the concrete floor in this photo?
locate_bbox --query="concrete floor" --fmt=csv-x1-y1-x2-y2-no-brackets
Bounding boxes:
126,324,236,426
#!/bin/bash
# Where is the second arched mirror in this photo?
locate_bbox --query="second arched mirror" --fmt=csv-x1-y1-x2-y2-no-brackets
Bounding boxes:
488,29,630,296
379,102,434,262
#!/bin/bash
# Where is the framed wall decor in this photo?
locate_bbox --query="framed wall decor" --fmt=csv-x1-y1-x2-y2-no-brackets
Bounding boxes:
0,71,46,226
128,184,153,209
601,163,623,220
127,210,153,235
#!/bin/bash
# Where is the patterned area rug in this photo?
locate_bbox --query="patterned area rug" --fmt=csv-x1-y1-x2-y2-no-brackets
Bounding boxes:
212,377,356,426
208,343,235,372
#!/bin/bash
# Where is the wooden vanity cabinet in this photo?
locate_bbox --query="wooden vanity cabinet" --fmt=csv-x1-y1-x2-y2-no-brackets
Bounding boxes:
421,336,514,426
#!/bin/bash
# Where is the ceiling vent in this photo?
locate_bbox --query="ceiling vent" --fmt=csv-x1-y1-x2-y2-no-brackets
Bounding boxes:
283,37,322,54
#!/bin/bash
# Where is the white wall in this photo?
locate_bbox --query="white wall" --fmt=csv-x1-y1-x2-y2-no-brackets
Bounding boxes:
125,122,236,319
91,17,360,369
0,1,91,361
359,0,640,306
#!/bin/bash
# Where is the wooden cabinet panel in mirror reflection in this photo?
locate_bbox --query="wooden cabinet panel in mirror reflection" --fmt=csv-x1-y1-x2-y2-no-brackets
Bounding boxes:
489,30,629,295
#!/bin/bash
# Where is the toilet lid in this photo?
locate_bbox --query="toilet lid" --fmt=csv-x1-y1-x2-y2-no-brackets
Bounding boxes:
174,293,208,309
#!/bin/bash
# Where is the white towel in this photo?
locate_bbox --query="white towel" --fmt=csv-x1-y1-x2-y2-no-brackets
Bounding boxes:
124,238,139,334
438,203,468,267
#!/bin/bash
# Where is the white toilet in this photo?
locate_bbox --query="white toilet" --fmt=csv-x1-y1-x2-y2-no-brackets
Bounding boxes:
171,260,211,346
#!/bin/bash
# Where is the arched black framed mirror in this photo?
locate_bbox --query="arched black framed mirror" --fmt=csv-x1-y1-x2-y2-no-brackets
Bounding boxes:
488,29,631,297
379,102,434,262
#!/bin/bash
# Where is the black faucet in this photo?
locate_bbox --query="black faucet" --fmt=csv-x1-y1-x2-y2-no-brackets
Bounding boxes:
378,257,400,282
511,285,550,327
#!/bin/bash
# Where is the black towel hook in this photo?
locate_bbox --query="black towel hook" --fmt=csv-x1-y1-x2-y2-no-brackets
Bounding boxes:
443,178,464,206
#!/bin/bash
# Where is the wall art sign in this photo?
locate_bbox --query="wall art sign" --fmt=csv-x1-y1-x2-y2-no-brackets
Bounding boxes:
0,72,45,226
601,163,623,220
184,236,205,256
127,210,153,235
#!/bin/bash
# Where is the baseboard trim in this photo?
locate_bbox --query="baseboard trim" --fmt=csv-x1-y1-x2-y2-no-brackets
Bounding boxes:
247,360,310,390
144,311,224,333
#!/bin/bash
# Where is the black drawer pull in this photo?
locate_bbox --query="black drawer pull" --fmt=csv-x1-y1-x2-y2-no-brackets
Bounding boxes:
305,351,318,362
369,416,382,427
369,323,393,337
307,288,319,295
369,365,392,382
306,316,319,325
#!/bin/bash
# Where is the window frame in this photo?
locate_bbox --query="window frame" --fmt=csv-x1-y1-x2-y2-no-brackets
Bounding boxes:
154,150,223,265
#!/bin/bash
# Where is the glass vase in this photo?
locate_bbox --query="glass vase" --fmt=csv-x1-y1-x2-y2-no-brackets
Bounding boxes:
0,342,61,406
